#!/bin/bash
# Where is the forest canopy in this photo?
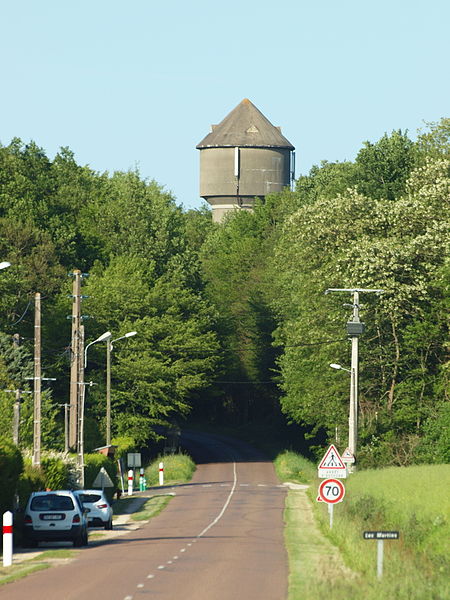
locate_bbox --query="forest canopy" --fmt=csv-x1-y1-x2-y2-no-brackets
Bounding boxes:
0,119,448,466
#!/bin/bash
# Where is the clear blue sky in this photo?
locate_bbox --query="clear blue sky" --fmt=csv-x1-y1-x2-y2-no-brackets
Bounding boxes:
1,0,448,210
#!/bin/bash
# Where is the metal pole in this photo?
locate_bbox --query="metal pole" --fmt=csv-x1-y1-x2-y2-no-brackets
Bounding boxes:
13,390,21,446
77,383,86,488
69,271,81,449
106,337,111,446
64,403,69,453
32,292,41,466
377,539,384,579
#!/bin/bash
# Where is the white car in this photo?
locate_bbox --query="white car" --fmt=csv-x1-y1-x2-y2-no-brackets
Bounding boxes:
23,490,89,547
74,490,113,530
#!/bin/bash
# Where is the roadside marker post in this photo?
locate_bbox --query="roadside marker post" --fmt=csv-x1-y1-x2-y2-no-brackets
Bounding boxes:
2,511,13,567
127,469,134,496
363,531,400,579
139,468,145,491
159,462,164,486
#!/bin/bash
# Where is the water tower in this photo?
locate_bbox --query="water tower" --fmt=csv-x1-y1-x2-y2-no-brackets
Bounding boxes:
197,99,295,223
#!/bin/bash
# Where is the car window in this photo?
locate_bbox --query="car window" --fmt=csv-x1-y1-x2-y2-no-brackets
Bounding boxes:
78,494,102,503
31,495,74,511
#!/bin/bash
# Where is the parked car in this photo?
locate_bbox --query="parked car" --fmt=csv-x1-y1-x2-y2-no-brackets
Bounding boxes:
74,490,113,530
23,490,89,547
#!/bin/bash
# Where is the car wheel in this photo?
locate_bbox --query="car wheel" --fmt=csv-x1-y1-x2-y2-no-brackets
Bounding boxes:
105,518,113,530
73,532,84,547
24,538,38,548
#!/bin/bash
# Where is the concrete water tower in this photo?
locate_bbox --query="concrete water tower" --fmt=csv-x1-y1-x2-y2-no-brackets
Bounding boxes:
196,99,295,223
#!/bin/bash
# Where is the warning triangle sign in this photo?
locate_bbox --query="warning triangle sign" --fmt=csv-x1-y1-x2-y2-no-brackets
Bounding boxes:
341,447,355,463
318,445,347,479
92,467,114,489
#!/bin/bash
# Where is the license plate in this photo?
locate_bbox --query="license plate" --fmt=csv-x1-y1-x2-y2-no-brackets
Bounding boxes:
41,514,64,520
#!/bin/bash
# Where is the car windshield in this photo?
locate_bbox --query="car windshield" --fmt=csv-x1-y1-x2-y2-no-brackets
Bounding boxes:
31,495,74,511
78,494,102,503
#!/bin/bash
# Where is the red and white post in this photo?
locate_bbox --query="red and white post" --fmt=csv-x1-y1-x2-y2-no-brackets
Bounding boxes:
3,511,13,567
127,469,134,496
159,462,164,486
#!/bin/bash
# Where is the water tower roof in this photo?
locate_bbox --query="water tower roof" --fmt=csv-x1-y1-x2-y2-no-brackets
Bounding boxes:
196,99,294,150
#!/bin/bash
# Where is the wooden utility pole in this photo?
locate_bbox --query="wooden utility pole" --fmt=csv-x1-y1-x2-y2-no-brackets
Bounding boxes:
32,292,41,466
69,270,82,449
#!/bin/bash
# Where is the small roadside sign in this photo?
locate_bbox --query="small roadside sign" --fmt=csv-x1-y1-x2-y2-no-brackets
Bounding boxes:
364,531,400,579
127,453,141,468
363,531,399,540
318,478,345,504
341,447,355,464
318,444,347,478
92,467,114,489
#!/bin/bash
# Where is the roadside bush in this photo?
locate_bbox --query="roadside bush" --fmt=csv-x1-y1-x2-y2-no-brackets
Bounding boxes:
111,435,137,459
41,456,71,490
0,436,23,514
16,462,46,509
83,453,118,502
145,453,195,486
274,450,316,484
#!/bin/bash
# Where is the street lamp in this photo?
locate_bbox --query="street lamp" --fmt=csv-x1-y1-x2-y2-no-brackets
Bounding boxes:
330,362,357,469
0,262,11,270
84,331,112,368
106,331,137,445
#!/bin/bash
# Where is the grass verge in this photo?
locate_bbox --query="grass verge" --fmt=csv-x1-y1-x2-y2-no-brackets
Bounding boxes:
0,549,77,586
276,452,450,600
131,495,171,521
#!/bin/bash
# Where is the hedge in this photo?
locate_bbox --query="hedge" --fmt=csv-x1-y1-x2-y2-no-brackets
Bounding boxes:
0,436,23,514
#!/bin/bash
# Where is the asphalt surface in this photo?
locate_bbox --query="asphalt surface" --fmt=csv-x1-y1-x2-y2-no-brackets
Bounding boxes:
1,431,288,600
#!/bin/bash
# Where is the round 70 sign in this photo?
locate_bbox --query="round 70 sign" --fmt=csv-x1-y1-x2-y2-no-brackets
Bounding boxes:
318,478,345,504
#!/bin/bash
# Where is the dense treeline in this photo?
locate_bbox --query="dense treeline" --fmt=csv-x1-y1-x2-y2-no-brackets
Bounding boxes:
0,119,448,466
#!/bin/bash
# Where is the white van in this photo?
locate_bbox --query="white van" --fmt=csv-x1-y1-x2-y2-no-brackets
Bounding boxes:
23,490,89,547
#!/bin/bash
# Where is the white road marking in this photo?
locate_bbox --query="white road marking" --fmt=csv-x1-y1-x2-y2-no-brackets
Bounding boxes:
167,560,173,564
202,484,212,487
147,574,154,579
197,462,237,539
173,556,179,560
137,584,144,589
258,484,267,487
180,548,186,552
239,483,249,487
124,596,133,600
158,565,165,569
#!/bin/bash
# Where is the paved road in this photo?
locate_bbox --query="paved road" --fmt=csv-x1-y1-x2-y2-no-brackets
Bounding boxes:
1,431,288,600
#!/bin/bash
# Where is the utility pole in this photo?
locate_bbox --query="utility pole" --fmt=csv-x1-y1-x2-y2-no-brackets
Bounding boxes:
33,292,41,466
58,403,70,453
326,288,383,468
68,270,89,450
3,388,32,445
69,271,81,449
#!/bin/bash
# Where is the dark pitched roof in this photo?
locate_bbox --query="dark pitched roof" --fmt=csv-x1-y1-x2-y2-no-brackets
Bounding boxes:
196,98,294,150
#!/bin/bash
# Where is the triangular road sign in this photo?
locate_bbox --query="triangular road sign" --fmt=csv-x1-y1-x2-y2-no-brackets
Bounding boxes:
92,467,114,489
318,445,347,479
341,447,355,464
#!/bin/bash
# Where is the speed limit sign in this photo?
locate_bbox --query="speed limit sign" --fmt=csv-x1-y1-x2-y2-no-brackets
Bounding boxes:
318,478,345,504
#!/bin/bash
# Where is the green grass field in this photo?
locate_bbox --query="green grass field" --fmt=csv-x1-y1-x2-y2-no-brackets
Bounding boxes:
275,452,450,600
144,453,196,486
